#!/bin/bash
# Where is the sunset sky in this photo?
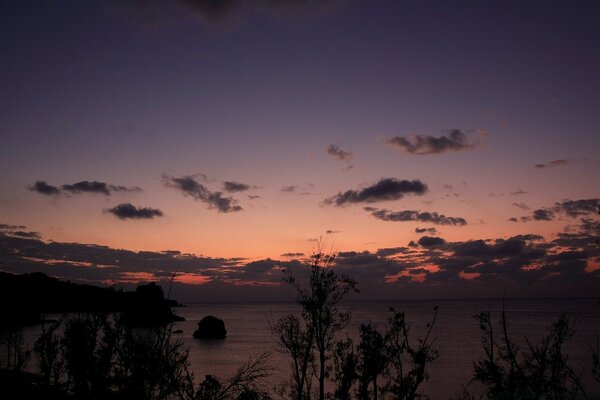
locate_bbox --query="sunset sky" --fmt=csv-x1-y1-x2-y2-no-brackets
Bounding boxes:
1,0,599,301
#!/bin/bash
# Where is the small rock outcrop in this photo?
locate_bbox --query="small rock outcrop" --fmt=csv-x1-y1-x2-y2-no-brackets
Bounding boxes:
193,315,227,339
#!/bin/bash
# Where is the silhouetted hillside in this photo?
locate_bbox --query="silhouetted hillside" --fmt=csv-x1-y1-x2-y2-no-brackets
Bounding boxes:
0,271,183,326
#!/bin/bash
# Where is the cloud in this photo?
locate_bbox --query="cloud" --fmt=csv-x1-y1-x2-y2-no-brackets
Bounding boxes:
366,208,467,226
415,227,438,234
417,236,446,248
509,189,527,196
281,185,298,193
62,180,112,195
387,129,482,155
522,198,599,222
28,181,61,196
375,247,409,257
162,174,242,213
533,208,555,221
106,203,164,220
180,0,347,22
281,252,305,258
508,217,518,222
1,221,598,299
29,180,141,196
512,202,530,210
324,178,427,206
223,181,252,193
534,159,571,169
326,144,353,162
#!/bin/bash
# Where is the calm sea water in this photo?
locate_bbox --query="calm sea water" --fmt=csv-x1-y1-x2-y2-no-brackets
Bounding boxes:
15,298,600,398
172,298,600,399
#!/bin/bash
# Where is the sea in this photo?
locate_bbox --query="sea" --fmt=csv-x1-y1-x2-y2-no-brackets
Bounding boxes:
16,298,600,399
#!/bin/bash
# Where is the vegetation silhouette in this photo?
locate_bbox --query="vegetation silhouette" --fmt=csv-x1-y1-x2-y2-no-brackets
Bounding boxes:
0,268,598,399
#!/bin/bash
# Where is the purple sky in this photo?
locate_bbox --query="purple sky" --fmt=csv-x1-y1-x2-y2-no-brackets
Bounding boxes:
1,0,599,301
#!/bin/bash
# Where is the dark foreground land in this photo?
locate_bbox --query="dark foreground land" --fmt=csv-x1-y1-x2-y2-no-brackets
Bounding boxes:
1,270,599,400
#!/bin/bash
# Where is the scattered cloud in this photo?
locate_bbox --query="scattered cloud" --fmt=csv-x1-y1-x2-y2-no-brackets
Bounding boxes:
281,185,298,193
509,189,527,196
28,180,141,196
326,144,353,163
281,252,305,258
106,203,163,220
222,181,252,193
521,198,599,222
417,236,446,248
163,174,242,213
512,202,530,210
28,181,61,196
416,227,438,234
534,159,571,169
387,129,483,155
324,178,427,206
366,207,467,226
1,220,598,299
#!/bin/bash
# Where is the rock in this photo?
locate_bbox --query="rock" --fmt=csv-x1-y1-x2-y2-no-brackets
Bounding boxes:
193,315,227,339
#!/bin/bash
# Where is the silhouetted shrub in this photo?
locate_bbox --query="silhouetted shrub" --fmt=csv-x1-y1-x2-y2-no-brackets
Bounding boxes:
461,309,587,399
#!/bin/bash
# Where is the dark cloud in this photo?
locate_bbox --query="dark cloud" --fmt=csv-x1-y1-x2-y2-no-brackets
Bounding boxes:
28,181,60,196
180,0,347,22
106,203,164,220
281,185,297,193
534,159,571,169
325,230,341,234
512,202,530,210
509,189,527,196
62,180,111,195
326,144,353,162
223,181,251,193
29,180,141,196
375,247,409,257
533,208,555,221
324,178,427,206
559,199,599,218
281,252,304,258
1,223,598,299
367,208,467,226
0,224,26,231
415,227,438,234
387,129,481,155
508,217,519,222
417,236,446,248
523,199,599,222
162,174,242,213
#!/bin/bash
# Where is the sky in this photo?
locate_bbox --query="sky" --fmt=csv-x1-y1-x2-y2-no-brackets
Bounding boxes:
1,0,599,301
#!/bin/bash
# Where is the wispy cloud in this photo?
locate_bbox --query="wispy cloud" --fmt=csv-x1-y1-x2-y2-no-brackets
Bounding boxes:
521,198,599,222
324,178,427,206
163,174,242,213
28,181,61,196
387,129,483,155
326,144,353,164
534,159,571,169
222,181,252,193
106,203,163,220
28,180,141,196
366,207,467,226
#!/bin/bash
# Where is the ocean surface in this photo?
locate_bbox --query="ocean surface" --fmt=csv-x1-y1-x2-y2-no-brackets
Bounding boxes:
173,298,600,399
16,298,600,398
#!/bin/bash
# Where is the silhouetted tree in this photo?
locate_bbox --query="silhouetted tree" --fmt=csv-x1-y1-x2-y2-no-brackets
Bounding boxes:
282,249,358,400
332,337,358,400
384,307,439,400
464,309,587,399
357,323,387,400
270,314,314,400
